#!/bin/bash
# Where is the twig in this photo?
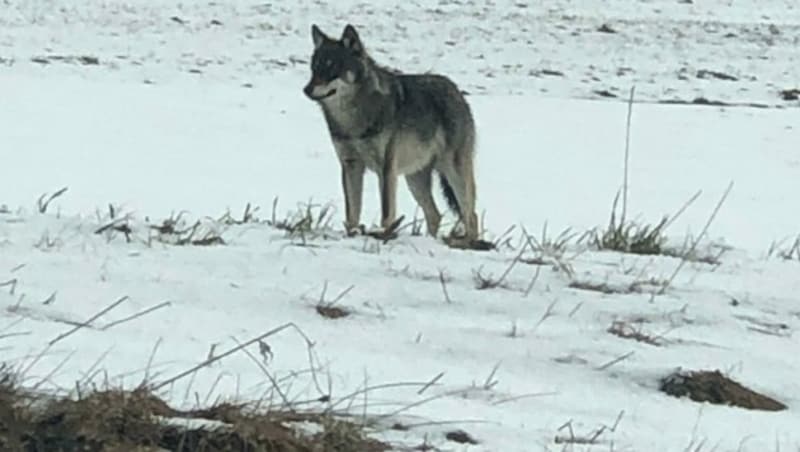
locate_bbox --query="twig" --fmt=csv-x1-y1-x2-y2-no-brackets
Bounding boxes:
482,361,501,390
77,347,114,390
0,331,31,340
659,181,734,295
491,391,559,406
523,265,541,297
49,296,130,346
399,419,490,429
101,301,171,331
330,284,355,305
417,371,445,395
327,380,439,414
568,302,584,318
37,187,68,214
0,279,17,295
438,269,452,304
30,350,76,391
595,351,635,371
230,335,294,411
474,233,530,289
532,299,558,332
621,86,635,225
373,388,475,422
492,224,517,249
663,189,703,231
152,322,295,391
142,337,163,386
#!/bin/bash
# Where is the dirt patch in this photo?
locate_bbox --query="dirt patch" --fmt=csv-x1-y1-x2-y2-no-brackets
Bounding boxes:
779,88,800,101
316,303,351,319
445,429,479,445
658,97,771,109
0,375,389,452
31,55,100,66
659,369,787,411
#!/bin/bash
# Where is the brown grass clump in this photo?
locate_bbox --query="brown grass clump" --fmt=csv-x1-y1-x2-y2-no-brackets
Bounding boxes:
0,367,389,452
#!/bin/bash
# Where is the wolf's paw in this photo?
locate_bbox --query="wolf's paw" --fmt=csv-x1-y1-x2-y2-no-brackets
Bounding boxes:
364,216,405,242
344,223,366,237
444,235,496,251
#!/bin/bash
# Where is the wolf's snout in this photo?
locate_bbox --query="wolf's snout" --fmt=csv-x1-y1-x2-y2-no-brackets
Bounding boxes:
304,78,336,101
303,80,315,99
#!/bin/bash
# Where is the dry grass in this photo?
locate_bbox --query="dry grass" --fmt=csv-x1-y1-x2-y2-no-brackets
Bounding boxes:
268,197,338,243
607,320,663,346
0,365,389,452
767,235,800,261
591,191,670,256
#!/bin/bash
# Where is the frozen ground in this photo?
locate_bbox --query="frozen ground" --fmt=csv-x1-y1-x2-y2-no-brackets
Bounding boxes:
1,0,800,451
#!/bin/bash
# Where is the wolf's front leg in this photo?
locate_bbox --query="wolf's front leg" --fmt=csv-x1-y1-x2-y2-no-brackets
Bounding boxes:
340,158,365,235
379,157,398,231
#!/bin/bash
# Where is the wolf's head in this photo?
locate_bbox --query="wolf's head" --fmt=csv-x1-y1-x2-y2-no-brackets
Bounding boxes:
303,24,368,103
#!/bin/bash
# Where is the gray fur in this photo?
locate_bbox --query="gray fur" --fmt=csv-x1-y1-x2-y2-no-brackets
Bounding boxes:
303,24,479,240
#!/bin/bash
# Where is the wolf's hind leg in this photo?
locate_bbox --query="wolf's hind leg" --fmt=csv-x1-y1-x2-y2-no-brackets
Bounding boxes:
437,155,478,241
405,165,442,237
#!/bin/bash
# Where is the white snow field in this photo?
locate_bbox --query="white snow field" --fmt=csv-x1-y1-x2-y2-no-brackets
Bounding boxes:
2,0,800,450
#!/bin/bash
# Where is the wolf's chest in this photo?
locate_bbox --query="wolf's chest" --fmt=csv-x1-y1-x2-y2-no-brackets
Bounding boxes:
345,137,389,172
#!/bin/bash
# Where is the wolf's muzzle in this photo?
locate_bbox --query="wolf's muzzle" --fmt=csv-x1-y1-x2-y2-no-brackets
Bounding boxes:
303,80,337,101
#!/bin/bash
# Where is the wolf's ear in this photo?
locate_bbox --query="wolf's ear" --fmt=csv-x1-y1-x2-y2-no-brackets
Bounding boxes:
311,24,326,49
341,24,363,54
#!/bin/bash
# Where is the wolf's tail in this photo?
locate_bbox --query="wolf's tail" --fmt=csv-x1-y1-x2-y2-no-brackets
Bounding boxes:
439,173,461,217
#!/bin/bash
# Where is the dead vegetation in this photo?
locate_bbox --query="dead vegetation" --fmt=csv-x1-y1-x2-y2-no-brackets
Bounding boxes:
471,224,580,292
31,54,100,66
607,320,663,346
0,322,423,451
592,87,672,257
311,281,354,320
148,212,226,246
659,369,787,411
519,223,583,278
268,198,338,244
568,275,666,296
592,197,669,256
0,375,389,451
591,86,731,268
554,410,624,447
37,187,69,214
767,235,800,261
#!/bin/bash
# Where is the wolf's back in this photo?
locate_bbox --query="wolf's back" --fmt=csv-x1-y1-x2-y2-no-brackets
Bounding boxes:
393,73,475,154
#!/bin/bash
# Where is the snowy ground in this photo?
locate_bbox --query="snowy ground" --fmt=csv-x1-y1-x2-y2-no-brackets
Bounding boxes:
2,0,800,451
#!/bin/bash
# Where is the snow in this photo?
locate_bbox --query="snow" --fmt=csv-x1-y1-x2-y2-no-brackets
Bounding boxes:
1,0,800,450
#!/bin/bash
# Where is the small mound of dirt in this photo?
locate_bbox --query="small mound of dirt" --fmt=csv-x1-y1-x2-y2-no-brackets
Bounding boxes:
779,88,799,101
659,369,787,411
445,429,478,445
316,303,351,319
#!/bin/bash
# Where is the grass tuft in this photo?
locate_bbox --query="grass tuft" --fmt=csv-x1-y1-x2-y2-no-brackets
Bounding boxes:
592,190,669,255
0,365,390,451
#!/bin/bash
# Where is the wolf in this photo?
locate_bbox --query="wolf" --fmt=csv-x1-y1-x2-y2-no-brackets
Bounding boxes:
303,24,480,243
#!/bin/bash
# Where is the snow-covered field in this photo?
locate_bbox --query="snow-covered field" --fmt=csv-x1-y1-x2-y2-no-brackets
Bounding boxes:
2,0,800,450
